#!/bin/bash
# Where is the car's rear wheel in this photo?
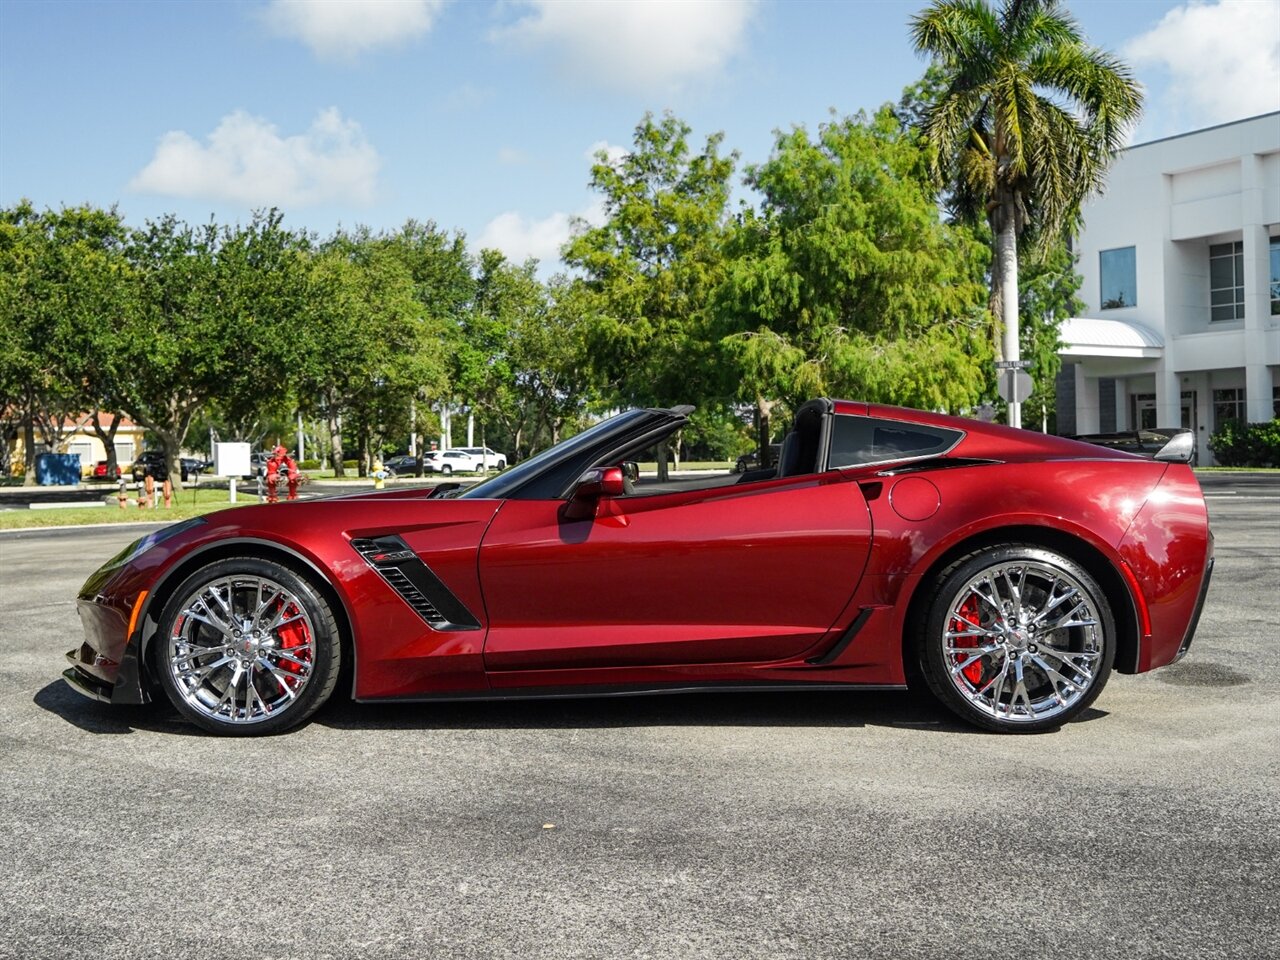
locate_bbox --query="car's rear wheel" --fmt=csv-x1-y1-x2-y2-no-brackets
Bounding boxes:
154,557,341,735
916,544,1115,733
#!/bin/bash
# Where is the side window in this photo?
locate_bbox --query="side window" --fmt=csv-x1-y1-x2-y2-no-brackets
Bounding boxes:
829,415,962,468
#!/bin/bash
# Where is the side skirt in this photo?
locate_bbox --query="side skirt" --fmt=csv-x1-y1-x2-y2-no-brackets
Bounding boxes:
356,681,907,704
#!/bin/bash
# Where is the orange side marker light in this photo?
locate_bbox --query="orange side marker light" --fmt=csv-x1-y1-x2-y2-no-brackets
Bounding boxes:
127,590,149,641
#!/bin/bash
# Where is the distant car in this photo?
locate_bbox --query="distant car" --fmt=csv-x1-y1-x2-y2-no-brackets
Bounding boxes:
383,454,421,475
131,451,198,482
422,450,481,474
91,460,122,481
457,447,508,470
734,444,782,473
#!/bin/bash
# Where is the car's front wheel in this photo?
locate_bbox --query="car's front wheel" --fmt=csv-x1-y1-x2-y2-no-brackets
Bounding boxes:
440,464,452,475
916,544,1115,733
154,557,342,735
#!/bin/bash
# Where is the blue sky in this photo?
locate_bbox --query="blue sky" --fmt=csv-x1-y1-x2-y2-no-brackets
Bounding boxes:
2,0,1277,268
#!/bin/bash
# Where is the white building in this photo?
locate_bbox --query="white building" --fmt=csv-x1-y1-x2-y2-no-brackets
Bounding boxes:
1058,111,1280,463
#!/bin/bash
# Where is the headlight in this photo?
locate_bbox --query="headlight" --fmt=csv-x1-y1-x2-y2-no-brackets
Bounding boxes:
79,517,208,598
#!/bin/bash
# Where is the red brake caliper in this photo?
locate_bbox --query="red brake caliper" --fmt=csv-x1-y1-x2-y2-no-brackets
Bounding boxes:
951,595,985,685
274,601,310,675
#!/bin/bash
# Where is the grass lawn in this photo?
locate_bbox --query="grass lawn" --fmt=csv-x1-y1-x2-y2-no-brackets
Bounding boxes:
0,488,257,531
1194,466,1280,472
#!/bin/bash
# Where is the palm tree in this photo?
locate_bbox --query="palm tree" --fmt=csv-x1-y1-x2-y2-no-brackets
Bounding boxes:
910,0,1141,427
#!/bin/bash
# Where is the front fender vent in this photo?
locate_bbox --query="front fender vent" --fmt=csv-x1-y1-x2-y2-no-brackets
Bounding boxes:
350,536,481,631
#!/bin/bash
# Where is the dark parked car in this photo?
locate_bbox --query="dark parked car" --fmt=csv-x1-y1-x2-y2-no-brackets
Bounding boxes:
383,454,423,476
131,451,202,482
734,444,782,473
65,399,1212,737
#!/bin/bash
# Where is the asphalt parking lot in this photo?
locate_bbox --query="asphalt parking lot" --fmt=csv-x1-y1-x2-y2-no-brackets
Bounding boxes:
1,475,1277,959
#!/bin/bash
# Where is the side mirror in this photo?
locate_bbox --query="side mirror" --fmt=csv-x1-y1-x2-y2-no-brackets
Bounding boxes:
573,466,625,498
621,461,639,482
564,466,625,520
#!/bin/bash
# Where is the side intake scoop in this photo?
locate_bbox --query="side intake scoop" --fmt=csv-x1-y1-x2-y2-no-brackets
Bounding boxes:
350,536,481,631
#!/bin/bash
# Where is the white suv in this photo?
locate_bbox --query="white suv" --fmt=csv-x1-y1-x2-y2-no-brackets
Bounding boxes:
457,447,507,470
422,450,479,474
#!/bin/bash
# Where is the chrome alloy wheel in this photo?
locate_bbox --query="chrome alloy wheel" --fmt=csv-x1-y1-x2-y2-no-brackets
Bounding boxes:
942,560,1105,724
165,575,316,725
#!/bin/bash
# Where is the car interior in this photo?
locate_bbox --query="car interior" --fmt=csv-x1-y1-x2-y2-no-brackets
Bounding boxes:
610,399,831,498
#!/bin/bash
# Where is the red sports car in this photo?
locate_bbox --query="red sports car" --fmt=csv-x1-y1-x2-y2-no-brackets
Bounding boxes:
65,400,1212,736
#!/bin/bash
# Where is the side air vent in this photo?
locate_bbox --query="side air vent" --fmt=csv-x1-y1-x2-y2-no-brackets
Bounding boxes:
350,536,481,631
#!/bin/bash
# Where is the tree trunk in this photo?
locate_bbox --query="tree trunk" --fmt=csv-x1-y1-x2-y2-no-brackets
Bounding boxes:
160,431,181,494
90,410,121,481
22,414,37,486
995,205,1021,429
330,408,345,477
988,255,1005,365
756,395,774,470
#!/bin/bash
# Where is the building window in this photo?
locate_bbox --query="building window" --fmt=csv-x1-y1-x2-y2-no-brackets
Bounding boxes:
1270,237,1279,316
1213,388,1245,429
1273,385,1280,418
1210,241,1244,322
1132,393,1157,430
67,441,93,469
1099,246,1136,309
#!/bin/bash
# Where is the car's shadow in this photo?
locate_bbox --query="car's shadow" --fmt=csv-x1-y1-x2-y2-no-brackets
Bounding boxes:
34,680,1108,737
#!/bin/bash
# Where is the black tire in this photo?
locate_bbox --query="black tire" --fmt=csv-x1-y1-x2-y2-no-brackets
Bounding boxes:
496,461,506,471
441,464,452,475
153,557,342,736
915,543,1115,733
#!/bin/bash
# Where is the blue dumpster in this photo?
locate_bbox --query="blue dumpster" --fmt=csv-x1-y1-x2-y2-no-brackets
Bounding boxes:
36,453,82,485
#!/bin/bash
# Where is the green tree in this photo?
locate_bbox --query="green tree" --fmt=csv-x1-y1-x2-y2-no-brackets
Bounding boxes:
381,221,473,464
118,211,305,487
1017,236,1081,431
564,112,737,415
715,106,992,453
910,0,1141,426
295,232,447,476
0,203,134,484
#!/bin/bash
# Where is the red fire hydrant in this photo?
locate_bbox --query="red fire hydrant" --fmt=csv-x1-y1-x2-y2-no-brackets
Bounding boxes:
265,446,300,503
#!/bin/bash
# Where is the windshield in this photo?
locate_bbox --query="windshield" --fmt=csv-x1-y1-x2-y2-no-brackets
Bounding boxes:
459,410,651,500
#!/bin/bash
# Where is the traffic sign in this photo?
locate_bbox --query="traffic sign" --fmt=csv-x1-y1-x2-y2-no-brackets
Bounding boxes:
997,369,1034,403
994,359,1033,369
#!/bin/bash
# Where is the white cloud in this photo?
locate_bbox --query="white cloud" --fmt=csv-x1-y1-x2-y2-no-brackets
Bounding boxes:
1124,0,1280,130
497,146,529,165
130,108,380,208
261,0,444,61
476,199,604,266
492,0,757,94
586,140,628,167
476,210,574,265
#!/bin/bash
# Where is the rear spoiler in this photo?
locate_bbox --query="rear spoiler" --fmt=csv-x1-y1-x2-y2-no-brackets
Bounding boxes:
1154,432,1195,463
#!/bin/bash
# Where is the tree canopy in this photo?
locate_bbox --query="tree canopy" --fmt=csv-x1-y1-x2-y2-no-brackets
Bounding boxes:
911,0,1141,425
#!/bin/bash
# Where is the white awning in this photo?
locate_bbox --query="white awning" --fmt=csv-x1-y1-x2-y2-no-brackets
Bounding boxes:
1060,316,1164,358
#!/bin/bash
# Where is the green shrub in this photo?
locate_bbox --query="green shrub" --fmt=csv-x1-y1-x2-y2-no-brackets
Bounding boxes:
342,459,358,470
299,459,321,471
1208,419,1280,467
